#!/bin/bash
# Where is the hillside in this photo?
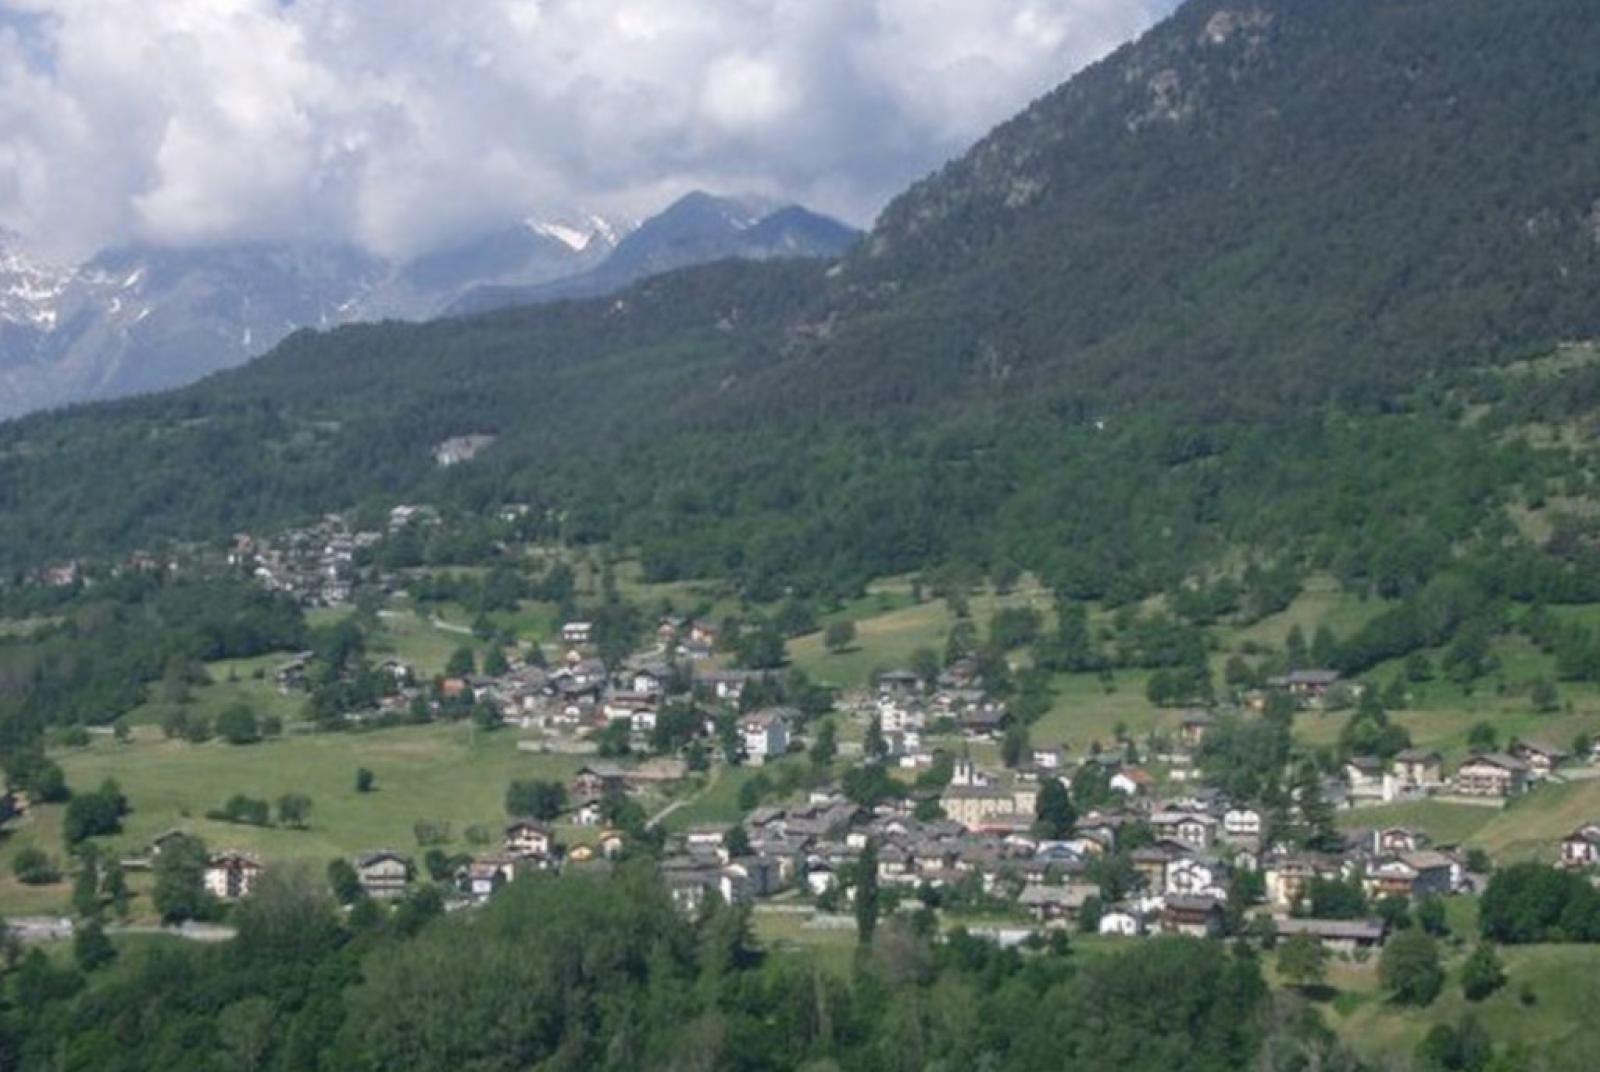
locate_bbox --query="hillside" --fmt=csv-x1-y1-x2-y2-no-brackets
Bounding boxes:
1,0,1599,601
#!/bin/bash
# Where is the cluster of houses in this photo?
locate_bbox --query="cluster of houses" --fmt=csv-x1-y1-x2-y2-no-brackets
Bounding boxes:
644,750,1478,950
851,663,1009,766
179,812,624,910
1343,740,1587,807
230,514,383,607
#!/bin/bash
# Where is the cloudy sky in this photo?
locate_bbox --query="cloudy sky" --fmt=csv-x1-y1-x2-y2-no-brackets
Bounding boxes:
0,0,1176,263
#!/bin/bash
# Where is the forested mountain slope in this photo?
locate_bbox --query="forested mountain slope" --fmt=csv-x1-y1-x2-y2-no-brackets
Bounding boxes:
2,0,1599,598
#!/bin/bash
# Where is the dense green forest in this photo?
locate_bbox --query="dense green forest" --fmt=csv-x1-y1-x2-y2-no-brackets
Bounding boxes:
0,866,1338,1072
1,0,1598,605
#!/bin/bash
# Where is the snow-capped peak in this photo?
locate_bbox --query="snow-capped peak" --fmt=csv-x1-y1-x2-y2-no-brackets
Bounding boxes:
525,213,633,254
0,233,77,332
528,220,595,253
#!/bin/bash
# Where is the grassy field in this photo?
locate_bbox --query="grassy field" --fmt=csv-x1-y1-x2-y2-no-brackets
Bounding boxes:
788,580,1052,690
1319,943,1600,1064
1029,668,1172,754
1334,800,1501,847
661,757,814,834
120,652,306,728
1228,574,1392,652
1472,778,1600,861
0,723,595,918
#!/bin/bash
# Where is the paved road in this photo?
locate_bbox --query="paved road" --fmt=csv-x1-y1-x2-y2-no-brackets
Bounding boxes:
6,917,237,945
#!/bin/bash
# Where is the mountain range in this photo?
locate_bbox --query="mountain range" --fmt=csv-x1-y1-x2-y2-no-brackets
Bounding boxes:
1,0,1598,601
0,194,859,419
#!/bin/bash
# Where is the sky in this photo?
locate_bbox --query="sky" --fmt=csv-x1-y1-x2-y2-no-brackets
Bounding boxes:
0,0,1177,263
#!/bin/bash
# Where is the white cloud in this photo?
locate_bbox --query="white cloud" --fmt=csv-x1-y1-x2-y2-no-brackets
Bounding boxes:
0,0,1174,261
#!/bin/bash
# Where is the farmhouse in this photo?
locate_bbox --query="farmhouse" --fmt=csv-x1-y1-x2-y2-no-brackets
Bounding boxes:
504,820,554,859
1391,749,1444,789
1018,883,1098,923
459,856,522,900
1512,741,1568,781
1161,895,1225,938
1454,753,1529,798
1364,852,1454,900
1267,669,1342,705
1274,917,1387,954
1560,823,1600,870
1177,710,1216,750
354,851,412,900
740,709,793,765
204,851,263,901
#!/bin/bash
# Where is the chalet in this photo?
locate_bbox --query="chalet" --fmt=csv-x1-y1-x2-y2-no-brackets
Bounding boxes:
1166,856,1229,899
1110,768,1155,797
685,826,728,851
1161,895,1225,938
699,671,753,704
1268,669,1342,705
629,667,667,696
1223,807,1263,840
1454,754,1529,798
1344,756,1387,801
572,764,629,799
1098,907,1144,937
599,830,627,860
1364,852,1453,900
1018,883,1098,923
687,620,721,649
1391,749,1444,789
958,706,1008,740
1559,823,1600,870
740,709,792,765
602,693,659,732
459,856,521,900
1264,853,1342,910
938,658,982,690
1131,841,1191,891
1372,826,1428,855
877,670,924,696
561,621,594,646
354,851,412,900
1274,917,1387,954
1030,747,1065,771
1512,741,1568,781
203,852,263,901
504,820,554,859
1177,710,1217,750
573,800,605,826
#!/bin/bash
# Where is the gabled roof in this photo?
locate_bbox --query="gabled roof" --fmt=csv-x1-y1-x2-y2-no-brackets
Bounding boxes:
1459,752,1528,772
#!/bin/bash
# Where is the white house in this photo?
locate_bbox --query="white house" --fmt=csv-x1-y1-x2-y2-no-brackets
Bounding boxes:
504,820,553,858
740,709,792,765
204,851,263,901
1098,907,1144,937
1223,807,1263,840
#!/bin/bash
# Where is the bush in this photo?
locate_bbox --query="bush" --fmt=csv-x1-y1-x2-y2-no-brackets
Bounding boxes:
63,780,128,844
209,795,272,826
1460,943,1506,1002
1479,863,1600,943
13,847,61,885
1380,930,1444,1006
216,704,261,745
